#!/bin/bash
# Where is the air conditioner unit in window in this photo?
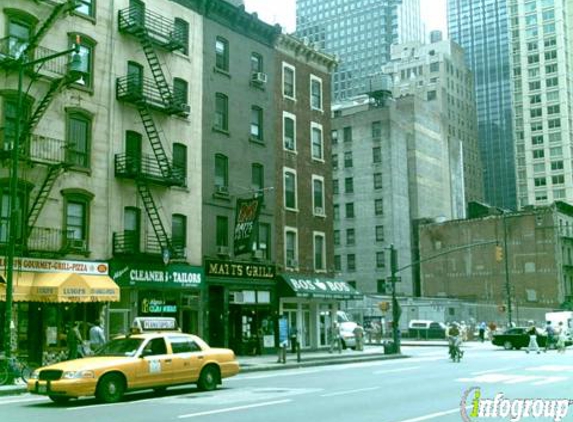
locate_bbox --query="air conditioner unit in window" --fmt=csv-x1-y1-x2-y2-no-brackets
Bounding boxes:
314,207,324,215
215,185,229,195
287,258,298,268
68,238,87,250
251,71,267,84
284,139,294,150
217,245,229,256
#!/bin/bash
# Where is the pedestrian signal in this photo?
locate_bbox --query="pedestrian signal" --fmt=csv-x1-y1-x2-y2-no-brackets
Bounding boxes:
495,245,503,262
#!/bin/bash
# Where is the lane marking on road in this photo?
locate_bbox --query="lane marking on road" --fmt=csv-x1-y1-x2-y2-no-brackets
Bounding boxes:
525,365,573,372
391,406,466,422
0,397,46,405
471,366,518,375
320,386,380,397
177,399,291,419
373,366,421,375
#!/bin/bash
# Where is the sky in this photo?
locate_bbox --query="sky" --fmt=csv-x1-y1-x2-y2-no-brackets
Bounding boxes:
243,0,448,38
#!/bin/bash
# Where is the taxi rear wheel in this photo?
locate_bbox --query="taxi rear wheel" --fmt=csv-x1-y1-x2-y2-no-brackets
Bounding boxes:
96,374,125,403
197,365,219,391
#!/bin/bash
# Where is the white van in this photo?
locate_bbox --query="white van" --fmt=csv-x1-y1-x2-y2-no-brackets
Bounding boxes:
337,311,357,349
408,320,446,339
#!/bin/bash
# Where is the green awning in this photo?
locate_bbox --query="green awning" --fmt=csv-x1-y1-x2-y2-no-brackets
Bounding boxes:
279,273,362,299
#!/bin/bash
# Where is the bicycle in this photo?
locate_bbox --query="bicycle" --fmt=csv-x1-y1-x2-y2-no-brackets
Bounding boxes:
0,354,34,385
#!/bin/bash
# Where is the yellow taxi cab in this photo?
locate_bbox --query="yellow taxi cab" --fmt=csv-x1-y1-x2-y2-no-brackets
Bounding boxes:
27,318,240,404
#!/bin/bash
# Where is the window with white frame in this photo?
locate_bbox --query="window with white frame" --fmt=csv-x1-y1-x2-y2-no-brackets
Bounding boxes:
311,122,323,160
312,176,325,216
313,231,326,271
283,167,297,210
283,111,296,151
282,62,296,99
310,75,323,110
285,227,298,267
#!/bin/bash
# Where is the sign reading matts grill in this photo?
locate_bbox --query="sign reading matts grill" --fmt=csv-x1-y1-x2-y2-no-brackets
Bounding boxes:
233,196,262,256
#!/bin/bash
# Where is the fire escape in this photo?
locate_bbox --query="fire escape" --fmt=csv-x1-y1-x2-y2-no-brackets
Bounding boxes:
115,5,188,259
0,0,82,256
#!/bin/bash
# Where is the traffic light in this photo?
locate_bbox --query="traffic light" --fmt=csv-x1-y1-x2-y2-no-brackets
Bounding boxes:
495,245,503,262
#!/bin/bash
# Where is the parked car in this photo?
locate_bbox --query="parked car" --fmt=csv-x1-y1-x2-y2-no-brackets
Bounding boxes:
337,311,357,349
28,326,239,404
492,327,548,350
407,320,447,339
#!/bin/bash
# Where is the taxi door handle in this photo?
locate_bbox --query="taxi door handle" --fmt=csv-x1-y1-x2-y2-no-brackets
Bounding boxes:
165,359,172,363
197,355,204,360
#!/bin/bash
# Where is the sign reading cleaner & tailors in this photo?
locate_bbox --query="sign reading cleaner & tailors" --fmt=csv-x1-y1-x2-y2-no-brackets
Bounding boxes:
110,262,203,288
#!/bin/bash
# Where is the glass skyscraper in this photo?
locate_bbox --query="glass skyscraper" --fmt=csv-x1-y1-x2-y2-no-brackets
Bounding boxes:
448,0,517,210
296,0,423,101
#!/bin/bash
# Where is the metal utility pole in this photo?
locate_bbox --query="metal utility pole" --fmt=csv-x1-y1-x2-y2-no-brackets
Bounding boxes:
502,214,512,327
389,244,401,354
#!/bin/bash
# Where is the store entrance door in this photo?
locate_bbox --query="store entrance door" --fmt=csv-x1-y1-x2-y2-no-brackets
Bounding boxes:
108,309,130,338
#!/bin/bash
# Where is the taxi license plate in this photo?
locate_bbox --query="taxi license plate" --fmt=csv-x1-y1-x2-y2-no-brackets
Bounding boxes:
38,385,47,394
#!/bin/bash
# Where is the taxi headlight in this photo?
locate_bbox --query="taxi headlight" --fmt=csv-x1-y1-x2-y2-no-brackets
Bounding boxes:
30,370,39,380
62,370,95,379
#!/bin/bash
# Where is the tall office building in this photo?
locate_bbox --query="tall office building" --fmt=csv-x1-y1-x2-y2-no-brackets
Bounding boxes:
296,0,423,100
509,0,573,207
448,0,517,210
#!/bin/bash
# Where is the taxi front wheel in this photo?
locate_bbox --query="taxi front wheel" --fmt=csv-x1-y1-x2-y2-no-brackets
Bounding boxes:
96,374,125,403
197,366,219,391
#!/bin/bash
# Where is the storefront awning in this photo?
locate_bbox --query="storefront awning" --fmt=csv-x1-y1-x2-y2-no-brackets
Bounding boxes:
32,272,120,302
0,273,35,302
279,274,363,299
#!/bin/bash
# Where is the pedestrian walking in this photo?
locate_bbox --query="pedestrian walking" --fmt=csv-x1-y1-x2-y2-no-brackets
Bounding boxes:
556,322,567,353
525,324,541,354
478,321,486,343
67,321,83,360
89,320,106,352
329,321,342,353
544,321,556,352
353,324,365,351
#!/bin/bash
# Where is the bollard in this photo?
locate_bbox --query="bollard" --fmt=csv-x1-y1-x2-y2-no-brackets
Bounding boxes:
296,340,301,362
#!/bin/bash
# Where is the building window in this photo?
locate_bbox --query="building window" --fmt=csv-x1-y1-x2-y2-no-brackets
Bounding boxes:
332,154,338,169
376,251,385,268
215,154,228,191
284,169,297,210
552,175,564,185
0,190,25,243
344,151,353,168
374,173,383,189
310,75,323,110
251,163,264,194
251,106,263,140
283,63,295,98
346,228,355,245
345,203,354,218
313,176,325,215
372,121,381,140
285,228,298,267
331,130,338,144
75,0,95,17
216,215,228,247
66,111,91,168
372,146,382,163
255,222,270,258
63,191,93,252
283,112,296,150
533,150,545,159
347,254,356,271
333,179,339,195
343,126,352,142
333,204,340,220
7,14,33,58
70,34,94,88
375,199,383,215
251,52,263,72
314,232,326,271
214,93,228,131
172,214,186,255
334,255,341,271
311,123,323,160
377,279,387,294
345,177,353,193
172,143,187,183
215,37,229,71
174,18,189,55
334,230,340,246
173,78,188,108
427,90,437,101
376,225,384,241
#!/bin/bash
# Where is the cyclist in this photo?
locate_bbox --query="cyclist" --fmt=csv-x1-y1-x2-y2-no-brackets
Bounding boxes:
447,322,463,361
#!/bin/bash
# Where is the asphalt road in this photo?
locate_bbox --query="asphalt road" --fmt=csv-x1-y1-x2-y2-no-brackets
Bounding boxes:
2,344,573,422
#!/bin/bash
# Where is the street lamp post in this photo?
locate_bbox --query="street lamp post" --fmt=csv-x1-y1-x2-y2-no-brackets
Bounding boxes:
3,41,82,360
502,213,513,327
389,244,401,354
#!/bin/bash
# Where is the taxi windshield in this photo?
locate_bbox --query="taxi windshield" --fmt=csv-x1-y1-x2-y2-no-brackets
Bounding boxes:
96,338,144,357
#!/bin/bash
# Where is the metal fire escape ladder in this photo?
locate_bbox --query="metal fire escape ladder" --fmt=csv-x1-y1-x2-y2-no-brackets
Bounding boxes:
136,101,173,179
25,163,68,238
23,0,80,56
135,178,171,252
132,27,174,108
